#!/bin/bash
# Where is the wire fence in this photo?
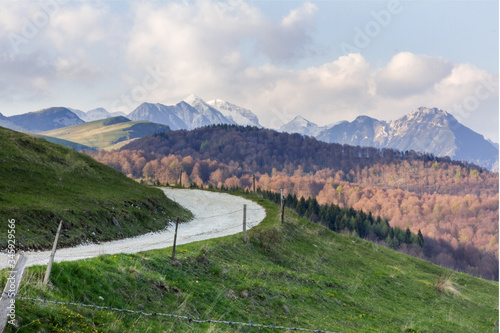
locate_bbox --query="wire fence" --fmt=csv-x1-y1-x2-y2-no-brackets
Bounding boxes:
0,189,339,332
0,202,263,251
5,292,345,333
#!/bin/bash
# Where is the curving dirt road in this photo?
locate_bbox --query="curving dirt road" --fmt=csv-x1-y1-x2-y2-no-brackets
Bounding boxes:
0,188,266,269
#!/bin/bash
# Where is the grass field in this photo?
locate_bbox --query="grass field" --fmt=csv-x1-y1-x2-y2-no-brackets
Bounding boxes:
4,191,498,333
0,126,190,250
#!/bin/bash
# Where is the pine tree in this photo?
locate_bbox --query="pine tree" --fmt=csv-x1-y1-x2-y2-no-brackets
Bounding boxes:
417,229,425,247
405,227,412,244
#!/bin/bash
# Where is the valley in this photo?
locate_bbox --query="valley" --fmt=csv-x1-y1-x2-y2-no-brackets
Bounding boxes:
92,125,499,280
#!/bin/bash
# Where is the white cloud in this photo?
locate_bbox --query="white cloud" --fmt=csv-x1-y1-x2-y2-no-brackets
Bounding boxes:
281,2,317,28
375,52,453,97
0,1,497,140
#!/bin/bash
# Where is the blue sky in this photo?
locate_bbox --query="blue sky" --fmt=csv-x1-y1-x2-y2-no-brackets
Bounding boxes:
0,0,498,141
252,0,499,72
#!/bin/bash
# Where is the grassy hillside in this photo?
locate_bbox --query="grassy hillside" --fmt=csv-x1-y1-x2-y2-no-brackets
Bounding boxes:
32,133,96,151
0,126,190,250
40,116,169,150
6,190,498,332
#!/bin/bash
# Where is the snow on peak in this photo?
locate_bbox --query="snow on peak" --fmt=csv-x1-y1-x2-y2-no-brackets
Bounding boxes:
408,107,449,118
290,115,317,127
183,94,206,106
207,99,261,127
279,115,321,136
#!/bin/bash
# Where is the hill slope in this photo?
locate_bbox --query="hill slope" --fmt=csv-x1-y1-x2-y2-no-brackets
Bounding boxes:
7,192,498,332
0,126,190,250
31,133,96,151
40,116,170,150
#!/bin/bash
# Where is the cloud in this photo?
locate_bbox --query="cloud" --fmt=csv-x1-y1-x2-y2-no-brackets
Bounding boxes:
0,1,497,140
374,52,454,98
256,2,318,62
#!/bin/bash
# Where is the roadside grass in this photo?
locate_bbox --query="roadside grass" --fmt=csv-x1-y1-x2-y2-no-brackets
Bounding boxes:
0,127,191,250
3,191,498,333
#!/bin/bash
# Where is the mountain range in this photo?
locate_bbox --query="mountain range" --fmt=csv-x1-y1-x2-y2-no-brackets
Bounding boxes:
1,97,497,170
280,107,499,171
70,107,127,122
127,94,261,130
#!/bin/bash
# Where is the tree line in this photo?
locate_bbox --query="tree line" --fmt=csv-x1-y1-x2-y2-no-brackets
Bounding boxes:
257,188,425,249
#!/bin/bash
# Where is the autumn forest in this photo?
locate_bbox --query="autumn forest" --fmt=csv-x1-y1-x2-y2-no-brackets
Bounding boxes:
89,125,499,280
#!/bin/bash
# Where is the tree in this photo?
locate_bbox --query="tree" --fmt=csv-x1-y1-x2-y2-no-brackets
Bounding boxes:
417,229,425,247
405,227,412,244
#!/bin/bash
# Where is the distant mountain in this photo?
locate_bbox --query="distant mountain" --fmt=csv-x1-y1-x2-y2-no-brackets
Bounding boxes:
207,99,261,127
6,107,84,133
128,95,260,130
71,107,127,122
0,111,26,132
127,102,198,130
487,139,499,150
278,116,322,137
311,107,498,171
316,116,389,147
183,94,235,126
40,116,170,150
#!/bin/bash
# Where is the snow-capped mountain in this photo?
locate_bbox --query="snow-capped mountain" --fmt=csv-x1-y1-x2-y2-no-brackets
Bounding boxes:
3,107,84,133
278,116,322,137
316,115,389,147
127,102,188,130
312,107,498,171
71,107,127,122
207,99,261,127
128,95,260,130
183,94,235,126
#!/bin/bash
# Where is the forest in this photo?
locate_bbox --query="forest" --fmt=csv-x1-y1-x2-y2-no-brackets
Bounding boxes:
89,125,499,280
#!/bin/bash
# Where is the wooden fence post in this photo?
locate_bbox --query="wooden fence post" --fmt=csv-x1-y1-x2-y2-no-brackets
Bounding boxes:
171,217,179,261
280,189,284,224
252,174,256,195
43,220,63,286
0,253,27,332
243,204,247,242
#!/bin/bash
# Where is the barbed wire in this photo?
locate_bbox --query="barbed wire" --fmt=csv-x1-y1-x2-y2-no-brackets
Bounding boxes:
0,206,258,251
193,208,244,220
6,293,345,333
0,233,53,248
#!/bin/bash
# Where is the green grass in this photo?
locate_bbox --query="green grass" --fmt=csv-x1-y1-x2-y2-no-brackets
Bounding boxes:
0,126,190,250
31,134,96,151
4,191,498,332
39,116,169,150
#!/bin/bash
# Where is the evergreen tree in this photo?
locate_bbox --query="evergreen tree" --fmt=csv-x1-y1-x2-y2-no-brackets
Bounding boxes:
417,229,425,247
405,227,412,244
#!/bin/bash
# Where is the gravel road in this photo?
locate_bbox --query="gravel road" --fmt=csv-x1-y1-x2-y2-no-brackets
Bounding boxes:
0,188,266,269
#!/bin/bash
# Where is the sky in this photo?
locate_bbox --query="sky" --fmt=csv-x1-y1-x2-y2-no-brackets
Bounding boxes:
0,0,499,141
